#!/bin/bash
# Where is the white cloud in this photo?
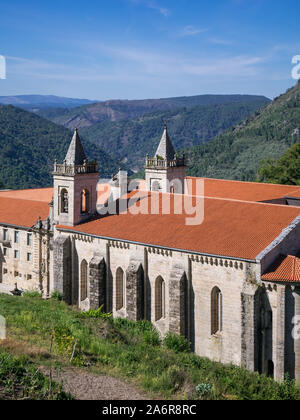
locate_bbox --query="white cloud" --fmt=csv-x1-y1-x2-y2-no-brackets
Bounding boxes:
129,0,170,16
180,26,208,37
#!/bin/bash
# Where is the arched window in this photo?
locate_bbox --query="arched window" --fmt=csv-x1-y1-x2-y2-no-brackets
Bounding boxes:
116,267,124,311
80,260,88,301
211,287,222,335
155,276,165,321
81,189,90,214
61,189,69,214
152,180,161,192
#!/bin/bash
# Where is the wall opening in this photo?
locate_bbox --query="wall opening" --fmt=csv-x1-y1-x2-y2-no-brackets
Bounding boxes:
80,259,88,301
81,189,90,214
211,286,222,335
116,267,124,311
155,276,165,321
60,189,69,214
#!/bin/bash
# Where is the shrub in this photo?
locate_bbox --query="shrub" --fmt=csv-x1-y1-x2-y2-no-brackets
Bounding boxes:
196,383,213,398
51,291,63,301
80,305,112,320
142,329,161,346
163,333,191,353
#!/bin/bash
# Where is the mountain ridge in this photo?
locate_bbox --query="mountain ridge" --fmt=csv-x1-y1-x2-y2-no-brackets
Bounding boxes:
186,81,300,181
37,94,270,129
0,105,123,189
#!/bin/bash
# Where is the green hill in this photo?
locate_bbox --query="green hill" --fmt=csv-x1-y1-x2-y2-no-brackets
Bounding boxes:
37,94,270,129
80,99,268,171
186,81,300,181
0,105,122,190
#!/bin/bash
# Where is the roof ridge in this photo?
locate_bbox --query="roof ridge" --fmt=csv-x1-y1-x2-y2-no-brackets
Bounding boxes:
139,189,300,209
186,176,300,189
292,255,297,281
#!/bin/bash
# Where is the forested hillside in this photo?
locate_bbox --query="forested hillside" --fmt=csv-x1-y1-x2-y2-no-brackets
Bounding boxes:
79,100,269,170
258,142,300,185
0,106,121,189
37,94,269,129
0,95,96,111
186,81,300,181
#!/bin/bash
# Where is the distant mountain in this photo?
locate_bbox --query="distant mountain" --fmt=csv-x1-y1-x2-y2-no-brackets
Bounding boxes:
0,95,98,112
0,105,122,190
37,94,270,129
186,80,300,182
79,99,270,170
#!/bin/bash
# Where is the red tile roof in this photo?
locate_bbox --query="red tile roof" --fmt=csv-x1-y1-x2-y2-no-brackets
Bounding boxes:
0,197,50,228
0,188,54,203
262,255,300,283
186,177,300,203
57,190,300,260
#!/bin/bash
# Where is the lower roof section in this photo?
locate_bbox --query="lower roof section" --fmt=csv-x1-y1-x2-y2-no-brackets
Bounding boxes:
262,255,300,283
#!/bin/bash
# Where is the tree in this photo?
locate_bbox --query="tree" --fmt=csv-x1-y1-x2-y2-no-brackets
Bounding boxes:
258,143,300,185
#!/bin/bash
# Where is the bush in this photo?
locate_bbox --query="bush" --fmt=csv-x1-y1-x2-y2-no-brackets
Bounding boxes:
163,333,191,353
51,291,63,301
196,383,213,398
0,351,72,400
80,305,112,320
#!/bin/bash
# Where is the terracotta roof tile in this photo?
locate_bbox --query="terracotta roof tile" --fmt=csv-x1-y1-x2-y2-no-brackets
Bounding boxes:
262,255,300,283
0,188,54,203
58,190,300,260
186,177,300,203
0,197,50,228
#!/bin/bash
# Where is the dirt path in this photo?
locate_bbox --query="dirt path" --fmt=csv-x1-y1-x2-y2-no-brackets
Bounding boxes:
43,367,147,400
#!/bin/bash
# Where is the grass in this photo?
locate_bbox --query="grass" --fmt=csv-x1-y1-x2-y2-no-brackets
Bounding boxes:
0,293,300,400
0,350,72,400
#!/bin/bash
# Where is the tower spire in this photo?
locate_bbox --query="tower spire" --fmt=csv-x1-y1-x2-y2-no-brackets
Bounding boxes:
155,121,176,161
65,128,87,165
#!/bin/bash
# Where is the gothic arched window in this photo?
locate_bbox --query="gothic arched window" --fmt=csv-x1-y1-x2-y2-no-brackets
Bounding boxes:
80,260,88,301
61,189,69,214
211,286,222,335
155,276,165,321
116,267,124,311
81,189,90,214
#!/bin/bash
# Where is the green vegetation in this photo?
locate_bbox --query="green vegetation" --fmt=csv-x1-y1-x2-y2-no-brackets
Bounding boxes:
0,105,123,189
0,350,71,400
37,94,269,129
79,100,268,170
258,142,300,185
1,293,299,400
186,81,300,181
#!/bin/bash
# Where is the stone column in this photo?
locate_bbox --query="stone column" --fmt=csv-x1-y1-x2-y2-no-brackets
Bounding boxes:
275,285,286,382
169,264,186,336
126,259,143,321
293,287,300,383
241,285,259,372
89,255,106,310
53,236,71,304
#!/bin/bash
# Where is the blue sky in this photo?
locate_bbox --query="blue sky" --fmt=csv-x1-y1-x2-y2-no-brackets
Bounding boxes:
0,0,300,100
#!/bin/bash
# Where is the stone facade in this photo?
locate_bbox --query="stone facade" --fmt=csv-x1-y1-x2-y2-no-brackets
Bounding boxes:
1,127,300,384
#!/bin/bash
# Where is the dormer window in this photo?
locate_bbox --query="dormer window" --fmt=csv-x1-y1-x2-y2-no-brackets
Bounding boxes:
61,189,69,214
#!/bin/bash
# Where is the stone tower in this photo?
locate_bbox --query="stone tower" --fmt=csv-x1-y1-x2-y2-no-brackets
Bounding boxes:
145,122,186,193
53,129,99,226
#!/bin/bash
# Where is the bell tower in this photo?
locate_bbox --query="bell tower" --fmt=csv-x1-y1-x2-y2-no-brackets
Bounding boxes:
145,122,186,194
53,129,99,227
